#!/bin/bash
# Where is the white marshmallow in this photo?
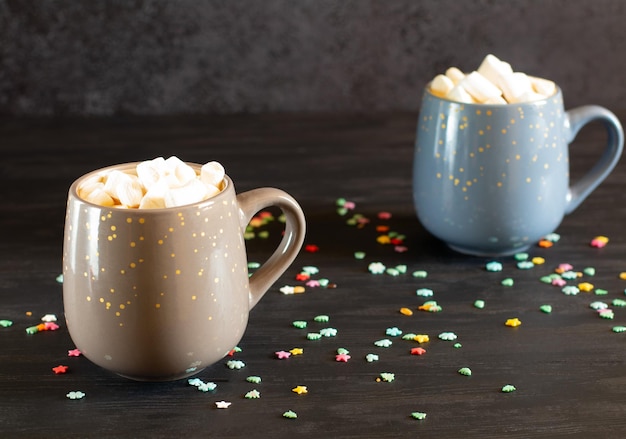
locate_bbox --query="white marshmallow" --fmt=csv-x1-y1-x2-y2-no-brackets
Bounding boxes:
445,67,465,85
200,161,226,189
136,156,167,190
83,186,115,206
477,54,513,90
430,74,455,97
530,76,556,97
459,71,502,103
499,72,533,103
447,84,475,103
516,90,548,103
103,170,144,208
164,178,214,208
164,156,197,187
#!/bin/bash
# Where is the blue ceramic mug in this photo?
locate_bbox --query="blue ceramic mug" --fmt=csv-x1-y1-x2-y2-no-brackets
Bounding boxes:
413,87,623,256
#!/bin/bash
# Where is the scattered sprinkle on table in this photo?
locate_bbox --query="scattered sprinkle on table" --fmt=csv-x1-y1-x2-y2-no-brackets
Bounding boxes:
414,334,430,343
458,367,472,376
314,315,330,323
52,365,69,374
283,410,298,419
368,262,386,274
292,320,307,329
438,332,457,341
385,327,403,337
275,351,291,359
411,412,427,420
244,390,261,399
412,270,428,278
226,360,246,369
540,305,553,314
416,288,434,297
486,261,503,272
400,307,413,316
590,236,609,248
374,339,393,348
612,326,626,333
501,278,514,286
411,347,426,356
377,373,395,383
505,318,522,327
246,376,262,384
335,353,351,362
501,385,517,393
0,320,13,328
319,328,338,337
578,282,594,292
292,385,308,395
215,401,232,409
307,333,322,340
66,391,85,400
67,348,82,357
474,300,485,309
289,347,304,355
365,353,379,362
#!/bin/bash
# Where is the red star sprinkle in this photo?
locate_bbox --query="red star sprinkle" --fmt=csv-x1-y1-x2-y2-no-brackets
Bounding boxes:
378,212,392,220
410,347,427,356
52,365,69,374
68,349,82,357
304,244,319,253
335,353,351,362
295,273,310,281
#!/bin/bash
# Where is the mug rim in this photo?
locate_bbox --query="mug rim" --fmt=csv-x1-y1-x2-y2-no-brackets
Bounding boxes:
69,161,231,212
423,82,562,107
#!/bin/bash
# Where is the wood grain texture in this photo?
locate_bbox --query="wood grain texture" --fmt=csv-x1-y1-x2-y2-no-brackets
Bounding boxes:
1,112,626,438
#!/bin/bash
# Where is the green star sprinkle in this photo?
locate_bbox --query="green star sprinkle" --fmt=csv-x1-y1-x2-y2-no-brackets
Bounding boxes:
561,271,578,280
411,412,427,420
386,268,400,276
583,267,596,276
378,373,395,382
540,305,553,314
25,326,39,334
458,367,472,376
612,326,626,333
282,410,298,419
474,300,485,309
514,253,529,261
412,270,428,278
354,251,366,260
374,339,393,348
540,276,554,284
226,360,246,370
517,261,534,270
612,299,626,307
258,231,269,239
385,327,403,337
365,353,379,362
245,390,261,399
246,376,262,384
56,274,64,283
453,343,462,349
301,266,320,275
486,261,503,272
292,320,307,329
501,278,514,286
595,289,608,295
317,278,330,287
313,315,330,323
501,385,517,393
402,333,417,340
395,265,408,274
0,320,13,328
600,310,614,319
319,327,338,337
416,288,434,297
438,332,458,341
306,333,322,340
336,348,349,355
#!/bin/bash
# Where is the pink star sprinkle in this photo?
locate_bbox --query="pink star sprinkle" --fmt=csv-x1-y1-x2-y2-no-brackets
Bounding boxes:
305,280,320,287
275,350,292,359
44,322,60,331
335,353,351,362
378,212,392,220
343,201,356,210
394,246,408,253
52,365,69,374
552,278,567,287
68,349,82,357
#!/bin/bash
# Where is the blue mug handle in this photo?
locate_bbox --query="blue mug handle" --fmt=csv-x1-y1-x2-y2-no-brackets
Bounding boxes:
564,106,623,214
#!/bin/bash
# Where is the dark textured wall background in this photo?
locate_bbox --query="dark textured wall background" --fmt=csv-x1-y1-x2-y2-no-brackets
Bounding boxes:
1,0,625,116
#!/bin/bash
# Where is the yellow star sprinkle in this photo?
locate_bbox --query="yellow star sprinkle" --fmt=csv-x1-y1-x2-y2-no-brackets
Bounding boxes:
414,334,430,343
531,257,545,265
377,235,391,245
400,307,413,316
293,286,306,294
289,347,304,356
292,385,308,395
505,318,522,327
578,282,594,292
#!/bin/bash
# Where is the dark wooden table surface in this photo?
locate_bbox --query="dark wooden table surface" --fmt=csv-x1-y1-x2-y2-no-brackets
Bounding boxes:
2,111,626,438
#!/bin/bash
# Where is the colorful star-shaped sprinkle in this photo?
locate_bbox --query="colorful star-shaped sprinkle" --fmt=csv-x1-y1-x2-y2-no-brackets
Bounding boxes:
246,376,262,384
319,327,338,337
292,385,308,395
0,320,13,328
411,412,427,420
438,332,457,341
505,318,522,327
501,384,517,393
410,347,426,356
335,353,351,362
215,401,232,409
289,347,304,356
283,410,298,419
275,350,292,359
365,353,379,362
368,262,386,274
68,348,82,357
377,373,395,382
226,360,246,369
374,339,393,348
414,334,430,343
304,244,320,253
458,367,472,376
385,327,403,337
244,390,261,399
52,365,69,374
66,391,85,400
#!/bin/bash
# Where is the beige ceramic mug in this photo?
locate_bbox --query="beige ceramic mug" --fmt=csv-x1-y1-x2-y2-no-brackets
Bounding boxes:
62,162,306,381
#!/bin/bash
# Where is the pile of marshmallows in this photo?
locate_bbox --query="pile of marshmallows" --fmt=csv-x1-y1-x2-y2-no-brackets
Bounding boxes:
430,54,557,104
78,156,225,209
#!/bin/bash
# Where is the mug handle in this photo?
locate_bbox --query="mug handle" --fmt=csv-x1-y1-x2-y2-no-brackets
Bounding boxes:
237,188,306,308
565,105,624,214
